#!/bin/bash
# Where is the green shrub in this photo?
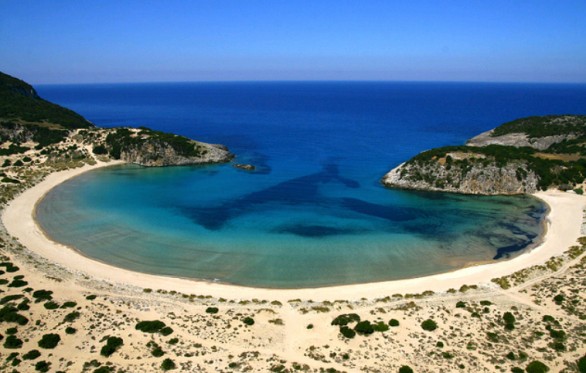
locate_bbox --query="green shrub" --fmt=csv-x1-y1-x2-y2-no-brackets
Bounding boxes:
525,360,549,373
35,360,50,372
100,336,123,357
421,319,438,331
553,294,565,305
32,290,53,302
92,144,108,155
511,368,524,373
548,328,566,339
503,312,516,330
4,335,23,349
389,319,400,327
153,346,165,357
205,307,219,314
456,301,466,308
61,301,77,308
398,366,414,373
17,300,30,311
65,327,77,334
22,349,41,360
331,313,360,326
38,333,61,349
0,294,24,305
242,317,255,326
160,326,174,336
85,294,97,300
161,358,176,371
64,311,80,322
8,279,28,288
0,304,29,325
43,301,60,310
339,326,356,339
578,354,586,373
373,321,389,332
354,320,375,335
542,315,556,323
135,320,166,333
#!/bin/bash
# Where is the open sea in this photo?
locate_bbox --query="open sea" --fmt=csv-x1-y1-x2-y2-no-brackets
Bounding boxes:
35,82,586,288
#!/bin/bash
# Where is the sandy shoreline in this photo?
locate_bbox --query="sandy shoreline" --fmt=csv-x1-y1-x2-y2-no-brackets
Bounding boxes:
2,161,585,301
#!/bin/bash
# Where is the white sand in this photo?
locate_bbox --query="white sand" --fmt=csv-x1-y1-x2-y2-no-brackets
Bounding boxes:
3,162,585,302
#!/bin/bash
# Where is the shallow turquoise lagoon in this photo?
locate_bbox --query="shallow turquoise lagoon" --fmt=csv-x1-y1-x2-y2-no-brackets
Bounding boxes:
36,164,545,288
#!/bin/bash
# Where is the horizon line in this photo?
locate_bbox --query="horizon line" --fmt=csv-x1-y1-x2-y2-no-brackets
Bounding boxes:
35,79,586,86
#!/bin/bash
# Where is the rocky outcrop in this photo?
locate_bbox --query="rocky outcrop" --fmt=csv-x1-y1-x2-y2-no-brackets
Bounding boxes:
99,127,233,167
382,114,586,195
118,140,233,166
383,160,539,195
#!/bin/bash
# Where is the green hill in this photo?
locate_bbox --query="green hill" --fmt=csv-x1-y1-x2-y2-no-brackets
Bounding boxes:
0,71,92,129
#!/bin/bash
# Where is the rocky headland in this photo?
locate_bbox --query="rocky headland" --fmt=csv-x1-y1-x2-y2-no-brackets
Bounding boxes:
0,71,233,171
383,115,586,195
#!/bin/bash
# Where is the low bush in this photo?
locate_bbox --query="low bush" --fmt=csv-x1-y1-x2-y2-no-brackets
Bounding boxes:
339,326,356,339
161,358,176,371
421,319,438,331
64,311,80,322
38,333,61,349
331,313,360,326
503,312,516,330
354,320,375,335
577,354,586,373
160,326,174,336
242,317,255,326
205,307,219,314
32,290,53,302
43,301,60,310
4,335,23,349
373,321,389,332
100,336,123,357
135,320,166,333
389,319,400,327
35,360,50,372
526,360,549,373
23,349,41,360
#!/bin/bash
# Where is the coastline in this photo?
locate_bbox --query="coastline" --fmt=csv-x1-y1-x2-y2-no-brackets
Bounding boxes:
2,163,585,302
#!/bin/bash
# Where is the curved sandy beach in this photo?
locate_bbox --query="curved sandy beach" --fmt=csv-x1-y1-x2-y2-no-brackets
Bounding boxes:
3,161,585,302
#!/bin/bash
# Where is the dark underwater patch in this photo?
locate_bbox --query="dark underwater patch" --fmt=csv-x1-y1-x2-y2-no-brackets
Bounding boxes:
276,224,364,238
178,163,362,229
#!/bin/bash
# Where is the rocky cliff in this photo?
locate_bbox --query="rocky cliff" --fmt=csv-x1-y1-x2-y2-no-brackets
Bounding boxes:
382,115,586,195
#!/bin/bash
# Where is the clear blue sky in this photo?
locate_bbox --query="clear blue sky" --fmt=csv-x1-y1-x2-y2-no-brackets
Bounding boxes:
1,0,585,84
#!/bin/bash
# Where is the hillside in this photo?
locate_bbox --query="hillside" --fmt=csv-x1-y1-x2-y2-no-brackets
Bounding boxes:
0,72,92,130
0,71,233,174
383,115,586,195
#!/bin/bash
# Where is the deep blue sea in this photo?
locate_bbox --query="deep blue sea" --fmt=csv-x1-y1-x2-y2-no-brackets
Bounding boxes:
35,82,586,288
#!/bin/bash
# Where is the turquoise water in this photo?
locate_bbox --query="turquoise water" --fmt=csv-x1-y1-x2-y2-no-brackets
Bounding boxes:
35,82,586,288
37,164,545,287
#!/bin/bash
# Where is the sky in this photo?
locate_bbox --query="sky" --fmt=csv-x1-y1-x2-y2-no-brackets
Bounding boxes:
1,0,585,84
